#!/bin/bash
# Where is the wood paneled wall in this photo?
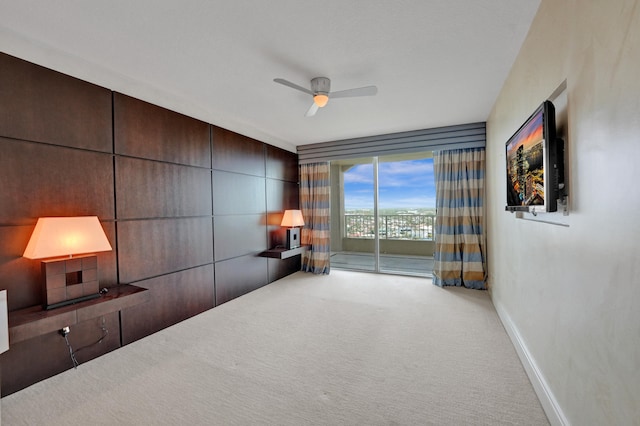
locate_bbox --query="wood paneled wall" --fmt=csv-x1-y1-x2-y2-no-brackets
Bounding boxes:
0,52,299,395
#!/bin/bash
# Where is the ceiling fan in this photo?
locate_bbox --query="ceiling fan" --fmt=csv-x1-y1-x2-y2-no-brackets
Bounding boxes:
273,77,377,117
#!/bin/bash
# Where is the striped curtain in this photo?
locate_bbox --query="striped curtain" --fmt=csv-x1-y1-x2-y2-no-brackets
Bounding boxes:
433,148,486,289
299,162,331,274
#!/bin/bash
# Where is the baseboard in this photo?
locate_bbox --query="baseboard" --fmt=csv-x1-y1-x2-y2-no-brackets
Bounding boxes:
492,299,569,426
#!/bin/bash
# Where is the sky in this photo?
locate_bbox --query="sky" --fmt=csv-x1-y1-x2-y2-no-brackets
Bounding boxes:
343,158,435,210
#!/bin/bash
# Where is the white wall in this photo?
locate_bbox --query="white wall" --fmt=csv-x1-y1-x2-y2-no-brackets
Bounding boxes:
486,1,640,424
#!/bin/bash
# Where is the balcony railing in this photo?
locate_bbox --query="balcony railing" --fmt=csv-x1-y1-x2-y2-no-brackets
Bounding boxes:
345,214,435,240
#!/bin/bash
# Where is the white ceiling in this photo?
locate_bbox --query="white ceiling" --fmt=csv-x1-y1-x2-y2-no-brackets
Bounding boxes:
0,1,540,152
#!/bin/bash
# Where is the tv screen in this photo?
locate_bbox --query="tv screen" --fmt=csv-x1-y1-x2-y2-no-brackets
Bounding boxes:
505,100,562,213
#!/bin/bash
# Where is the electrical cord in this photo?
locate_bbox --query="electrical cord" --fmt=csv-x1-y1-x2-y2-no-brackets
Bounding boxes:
61,317,109,369
74,318,109,355
63,334,79,369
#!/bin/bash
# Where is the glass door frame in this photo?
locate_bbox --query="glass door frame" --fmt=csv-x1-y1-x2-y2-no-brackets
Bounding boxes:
372,156,380,273
330,151,435,276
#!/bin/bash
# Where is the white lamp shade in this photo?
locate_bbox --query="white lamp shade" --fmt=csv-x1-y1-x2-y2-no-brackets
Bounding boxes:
280,210,305,227
23,216,112,259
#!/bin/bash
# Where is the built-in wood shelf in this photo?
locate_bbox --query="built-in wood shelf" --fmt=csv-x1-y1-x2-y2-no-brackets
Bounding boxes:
259,245,308,260
8,284,149,344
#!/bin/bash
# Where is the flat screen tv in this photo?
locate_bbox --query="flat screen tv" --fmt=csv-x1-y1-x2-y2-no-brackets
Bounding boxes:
505,100,563,213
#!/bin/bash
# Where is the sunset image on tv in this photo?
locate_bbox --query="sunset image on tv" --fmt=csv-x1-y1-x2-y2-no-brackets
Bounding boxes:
506,109,545,206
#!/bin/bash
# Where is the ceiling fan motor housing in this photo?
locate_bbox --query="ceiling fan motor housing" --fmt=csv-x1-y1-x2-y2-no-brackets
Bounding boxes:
311,77,330,95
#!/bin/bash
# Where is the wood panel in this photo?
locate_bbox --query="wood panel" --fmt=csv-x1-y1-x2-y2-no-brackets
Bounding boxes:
96,222,119,289
0,311,120,396
266,179,300,213
266,145,298,182
268,257,301,283
120,265,214,345
0,225,43,310
215,255,268,305
116,157,212,219
212,171,266,216
0,138,115,224
267,225,287,251
211,126,266,176
213,214,267,261
117,218,213,284
0,53,112,152
113,93,210,167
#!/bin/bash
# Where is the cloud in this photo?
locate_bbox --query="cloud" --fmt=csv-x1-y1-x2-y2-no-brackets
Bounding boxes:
380,160,433,175
378,160,434,188
342,158,436,209
343,164,373,184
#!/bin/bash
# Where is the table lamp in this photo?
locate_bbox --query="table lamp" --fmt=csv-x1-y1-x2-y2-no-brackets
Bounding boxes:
23,216,112,310
281,210,304,249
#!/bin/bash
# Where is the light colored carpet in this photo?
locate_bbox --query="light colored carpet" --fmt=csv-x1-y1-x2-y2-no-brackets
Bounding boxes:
1,271,549,425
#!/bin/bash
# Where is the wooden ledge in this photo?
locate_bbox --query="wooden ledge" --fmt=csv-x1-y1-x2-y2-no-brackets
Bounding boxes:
259,245,308,259
8,284,149,344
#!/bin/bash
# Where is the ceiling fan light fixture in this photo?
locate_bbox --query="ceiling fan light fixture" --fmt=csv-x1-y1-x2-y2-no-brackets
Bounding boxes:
313,93,329,108
274,76,377,116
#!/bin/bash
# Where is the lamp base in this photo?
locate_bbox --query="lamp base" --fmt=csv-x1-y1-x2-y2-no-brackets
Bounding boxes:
285,228,300,250
41,254,100,309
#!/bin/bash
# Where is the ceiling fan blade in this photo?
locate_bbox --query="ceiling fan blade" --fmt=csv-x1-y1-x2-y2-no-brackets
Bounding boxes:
274,78,314,96
305,102,319,117
330,85,378,99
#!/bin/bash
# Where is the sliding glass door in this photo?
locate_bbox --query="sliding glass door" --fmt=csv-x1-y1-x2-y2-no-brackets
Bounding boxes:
376,153,435,275
330,157,377,272
330,152,435,276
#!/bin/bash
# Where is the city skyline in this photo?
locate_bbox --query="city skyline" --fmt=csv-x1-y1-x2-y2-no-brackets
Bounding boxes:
343,158,436,210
